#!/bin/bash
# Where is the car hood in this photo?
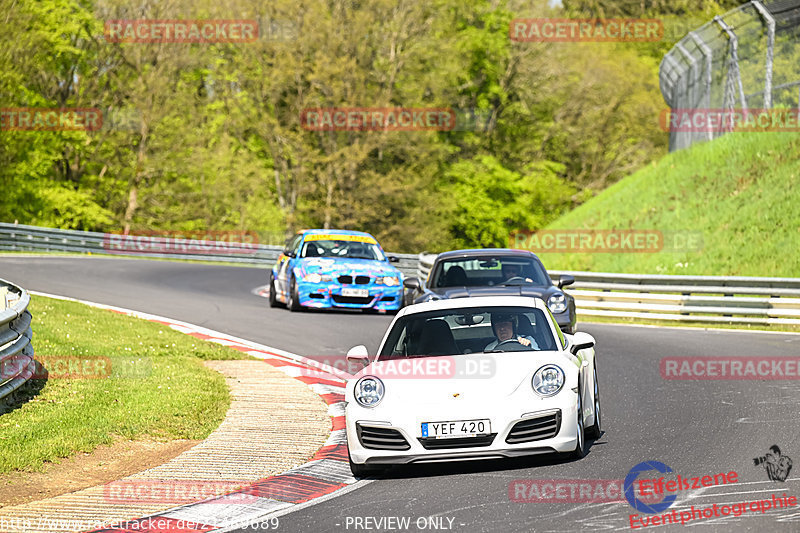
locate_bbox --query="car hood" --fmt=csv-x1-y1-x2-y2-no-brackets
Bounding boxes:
429,285,557,299
356,351,578,403
298,257,400,277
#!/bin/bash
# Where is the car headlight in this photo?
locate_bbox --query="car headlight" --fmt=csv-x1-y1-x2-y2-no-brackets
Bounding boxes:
354,376,385,408
532,365,565,397
302,273,332,283
376,276,399,286
547,293,567,314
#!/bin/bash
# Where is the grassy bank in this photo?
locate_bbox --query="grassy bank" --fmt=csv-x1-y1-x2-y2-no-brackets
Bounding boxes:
533,132,800,277
0,296,247,473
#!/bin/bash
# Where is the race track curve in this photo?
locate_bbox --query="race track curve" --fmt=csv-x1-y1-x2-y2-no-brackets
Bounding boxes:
1,256,798,533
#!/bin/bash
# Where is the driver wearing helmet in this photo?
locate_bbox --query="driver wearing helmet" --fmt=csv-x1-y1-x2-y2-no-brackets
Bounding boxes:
484,313,539,351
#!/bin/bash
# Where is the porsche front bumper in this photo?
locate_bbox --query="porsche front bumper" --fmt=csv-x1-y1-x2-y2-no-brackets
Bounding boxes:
346,396,579,465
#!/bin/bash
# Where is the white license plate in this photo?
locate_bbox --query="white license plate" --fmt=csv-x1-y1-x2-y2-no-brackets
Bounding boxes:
341,288,369,297
421,419,491,439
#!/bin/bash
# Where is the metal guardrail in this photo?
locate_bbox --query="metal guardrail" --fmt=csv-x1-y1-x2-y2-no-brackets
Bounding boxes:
415,253,800,326
0,278,35,402
3,224,798,327
0,222,421,278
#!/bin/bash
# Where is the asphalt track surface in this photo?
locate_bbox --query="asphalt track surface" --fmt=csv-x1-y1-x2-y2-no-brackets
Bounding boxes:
2,256,799,533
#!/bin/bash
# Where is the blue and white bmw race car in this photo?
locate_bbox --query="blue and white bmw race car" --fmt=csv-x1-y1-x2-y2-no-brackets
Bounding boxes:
268,229,404,312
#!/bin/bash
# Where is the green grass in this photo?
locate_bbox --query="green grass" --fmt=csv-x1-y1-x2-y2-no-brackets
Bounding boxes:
0,296,248,474
532,132,800,277
579,315,800,334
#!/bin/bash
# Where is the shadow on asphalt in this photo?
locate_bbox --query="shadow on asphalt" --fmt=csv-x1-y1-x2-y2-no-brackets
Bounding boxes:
361,433,607,480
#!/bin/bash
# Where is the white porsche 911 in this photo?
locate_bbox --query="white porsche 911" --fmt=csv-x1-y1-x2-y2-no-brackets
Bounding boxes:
344,296,600,476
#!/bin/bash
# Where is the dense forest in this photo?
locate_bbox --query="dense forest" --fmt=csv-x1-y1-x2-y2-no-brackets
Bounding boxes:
0,0,745,251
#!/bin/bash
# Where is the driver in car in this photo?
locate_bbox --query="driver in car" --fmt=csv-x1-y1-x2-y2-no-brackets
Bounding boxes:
501,262,533,283
484,313,539,351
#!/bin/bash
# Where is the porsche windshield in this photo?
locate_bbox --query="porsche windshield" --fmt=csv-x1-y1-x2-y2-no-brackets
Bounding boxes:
379,306,559,359
301,239,385,260
432,257,550,288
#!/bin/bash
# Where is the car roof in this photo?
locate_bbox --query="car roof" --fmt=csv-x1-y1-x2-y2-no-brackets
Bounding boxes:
435,248,540,260
396,296,549,318
298,229,376,238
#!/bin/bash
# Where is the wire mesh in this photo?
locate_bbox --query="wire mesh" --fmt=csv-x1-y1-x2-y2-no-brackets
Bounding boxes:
660,0,800,151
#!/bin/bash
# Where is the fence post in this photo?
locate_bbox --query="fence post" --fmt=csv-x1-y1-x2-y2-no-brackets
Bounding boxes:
689,32,714,142
715,16,749,114
752,1,775,109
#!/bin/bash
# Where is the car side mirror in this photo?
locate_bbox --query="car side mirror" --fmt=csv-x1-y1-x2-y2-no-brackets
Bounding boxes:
346,345,370,366
387,256,400,263
284,250,296,258
403,277,421,291
557,274,575,289
569,332,595,355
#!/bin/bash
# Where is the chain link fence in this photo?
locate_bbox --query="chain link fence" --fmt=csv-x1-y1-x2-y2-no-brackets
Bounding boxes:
660,0,800,151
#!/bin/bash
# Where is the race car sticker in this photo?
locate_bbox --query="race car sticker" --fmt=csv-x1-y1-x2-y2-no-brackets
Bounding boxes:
304,234,378,244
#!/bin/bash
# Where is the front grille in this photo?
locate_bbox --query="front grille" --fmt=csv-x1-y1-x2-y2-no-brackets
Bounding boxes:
332,295,373,304
505,411,561,444
338,275,353,284
355,275,370,284
357,424,410,450
418,435,497,450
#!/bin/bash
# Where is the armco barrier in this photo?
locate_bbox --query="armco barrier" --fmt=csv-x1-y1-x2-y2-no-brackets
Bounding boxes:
0,278,35,402
415,253,800,326
2,224,798,327
0,223,420,278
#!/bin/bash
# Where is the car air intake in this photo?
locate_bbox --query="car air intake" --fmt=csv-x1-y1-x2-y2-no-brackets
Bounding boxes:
357,424,411,450
332,295,373,305
355,275,370,284
418,435,497,450
338,275,353,284
505,410,561,444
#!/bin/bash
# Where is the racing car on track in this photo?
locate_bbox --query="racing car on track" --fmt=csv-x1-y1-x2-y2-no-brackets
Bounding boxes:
269,229,403,312
344,296,600,476
403,249,577,333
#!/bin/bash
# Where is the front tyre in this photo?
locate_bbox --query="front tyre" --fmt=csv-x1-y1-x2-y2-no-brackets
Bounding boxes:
268,272,280,308
570,388,587,459
287,276,301,312
587,365,602,439
348,450,381,478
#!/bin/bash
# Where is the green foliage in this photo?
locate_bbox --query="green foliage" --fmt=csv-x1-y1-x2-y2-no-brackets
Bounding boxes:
2,0,748,251
438,156,574,248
